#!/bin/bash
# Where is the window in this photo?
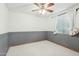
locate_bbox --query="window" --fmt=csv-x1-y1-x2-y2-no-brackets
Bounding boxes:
53,10,74,34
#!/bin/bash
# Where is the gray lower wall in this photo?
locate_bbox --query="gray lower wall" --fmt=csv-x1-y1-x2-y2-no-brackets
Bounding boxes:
8,31,48,46
48,31,79,52
1,31,79,56
0,31,48,55
0,33,8,56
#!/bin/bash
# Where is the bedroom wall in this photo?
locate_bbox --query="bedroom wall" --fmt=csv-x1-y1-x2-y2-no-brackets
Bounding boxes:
8,11,51,46
8,11,51,32
48,4,79,52
0,3,8,56
0,4,8,34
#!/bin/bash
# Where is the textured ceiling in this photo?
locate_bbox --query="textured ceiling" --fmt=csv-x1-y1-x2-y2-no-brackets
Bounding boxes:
5,3,76,16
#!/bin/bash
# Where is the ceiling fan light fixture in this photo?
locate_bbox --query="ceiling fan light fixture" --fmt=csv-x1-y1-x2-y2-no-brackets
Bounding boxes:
33,3,55,15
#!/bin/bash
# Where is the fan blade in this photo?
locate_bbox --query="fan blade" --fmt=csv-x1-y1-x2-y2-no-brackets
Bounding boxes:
46,9,53,12
47,3,54,7
46,6,54,10
32,9,39,11
34,3,40,7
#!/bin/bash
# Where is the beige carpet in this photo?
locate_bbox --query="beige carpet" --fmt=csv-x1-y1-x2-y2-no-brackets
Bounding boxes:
6,40,79,56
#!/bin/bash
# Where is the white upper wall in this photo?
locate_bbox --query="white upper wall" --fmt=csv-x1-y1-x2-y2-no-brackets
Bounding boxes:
8,11,51,32
0,3,8,34
74,9,79,28
0,3,78,33
7,3,78,32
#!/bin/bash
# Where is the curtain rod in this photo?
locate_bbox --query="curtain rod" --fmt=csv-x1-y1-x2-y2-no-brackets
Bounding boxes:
58,8,79,16
51,8,79,18
51,4,79,18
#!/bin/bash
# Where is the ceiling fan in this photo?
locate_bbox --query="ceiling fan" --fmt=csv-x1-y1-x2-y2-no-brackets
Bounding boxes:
32,3,55,14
